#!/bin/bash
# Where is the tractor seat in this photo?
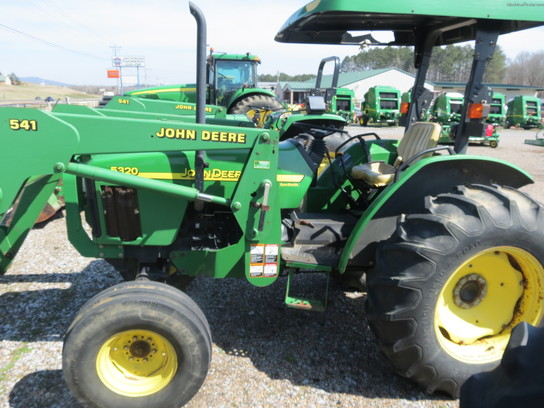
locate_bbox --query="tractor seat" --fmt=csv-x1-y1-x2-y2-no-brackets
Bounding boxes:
351,122,441,187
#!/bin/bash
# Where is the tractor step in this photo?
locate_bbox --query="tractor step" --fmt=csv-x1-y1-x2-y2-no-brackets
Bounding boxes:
284,268,330,312
281,213,356,267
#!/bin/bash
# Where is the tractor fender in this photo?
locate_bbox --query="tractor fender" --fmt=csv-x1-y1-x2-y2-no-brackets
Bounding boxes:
338,155,533,273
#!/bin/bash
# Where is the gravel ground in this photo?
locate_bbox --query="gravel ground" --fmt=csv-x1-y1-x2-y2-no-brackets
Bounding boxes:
1,125,543,408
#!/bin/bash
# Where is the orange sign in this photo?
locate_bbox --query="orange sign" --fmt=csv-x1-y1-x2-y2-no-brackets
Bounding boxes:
107,70,120,78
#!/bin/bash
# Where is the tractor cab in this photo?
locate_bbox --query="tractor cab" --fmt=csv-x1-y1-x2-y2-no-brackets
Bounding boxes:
276,0,542,153
207,52,260,106
275,0,544,398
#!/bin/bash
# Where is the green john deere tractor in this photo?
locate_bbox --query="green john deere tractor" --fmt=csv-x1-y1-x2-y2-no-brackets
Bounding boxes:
505,95,543,129
125,51,284,116
1,1,544,407
360,85,401,126
95,55,348,138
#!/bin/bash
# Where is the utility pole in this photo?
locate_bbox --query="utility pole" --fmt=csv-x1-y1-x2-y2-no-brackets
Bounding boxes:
110,44,122,95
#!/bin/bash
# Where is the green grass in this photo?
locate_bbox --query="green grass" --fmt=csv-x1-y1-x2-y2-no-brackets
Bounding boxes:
0,345,32,384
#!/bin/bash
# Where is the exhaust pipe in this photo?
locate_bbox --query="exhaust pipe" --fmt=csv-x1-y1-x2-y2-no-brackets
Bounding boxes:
189,2,206,125
189,2,208,207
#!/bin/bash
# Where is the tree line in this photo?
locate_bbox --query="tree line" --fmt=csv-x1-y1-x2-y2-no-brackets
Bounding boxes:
258,72,316,82
505,51,544,87
0,72,20,84
339,45,508,83
260,46,544,89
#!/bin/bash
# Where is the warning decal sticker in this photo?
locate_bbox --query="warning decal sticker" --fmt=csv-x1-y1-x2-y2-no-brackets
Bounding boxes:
250,244,279,278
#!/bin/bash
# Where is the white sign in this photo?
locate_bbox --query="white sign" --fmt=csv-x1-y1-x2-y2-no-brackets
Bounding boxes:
112,56,145,67
122,75,138,85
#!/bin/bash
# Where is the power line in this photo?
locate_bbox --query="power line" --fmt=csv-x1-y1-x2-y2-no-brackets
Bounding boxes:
24,0,104,46
36,0,112,46
0,22,106,60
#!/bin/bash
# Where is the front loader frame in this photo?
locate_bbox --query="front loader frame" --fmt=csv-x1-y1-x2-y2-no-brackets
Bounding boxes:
0,108,283,286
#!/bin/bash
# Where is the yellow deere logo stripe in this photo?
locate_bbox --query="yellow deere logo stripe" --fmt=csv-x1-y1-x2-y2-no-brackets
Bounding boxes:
276,174,304,183
131,88,196,95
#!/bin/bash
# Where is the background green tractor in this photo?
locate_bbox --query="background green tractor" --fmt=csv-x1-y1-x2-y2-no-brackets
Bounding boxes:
360,85,401,126
126,51,284,116
506,95,543,129
1,2,544,408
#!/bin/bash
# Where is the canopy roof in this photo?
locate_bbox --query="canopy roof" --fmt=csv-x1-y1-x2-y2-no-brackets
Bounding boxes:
275,0,544,46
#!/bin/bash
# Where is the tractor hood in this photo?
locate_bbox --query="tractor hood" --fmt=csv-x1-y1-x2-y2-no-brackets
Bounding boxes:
275,0,544,46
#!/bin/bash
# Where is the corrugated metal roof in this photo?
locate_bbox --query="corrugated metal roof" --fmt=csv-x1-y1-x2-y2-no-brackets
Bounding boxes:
281,67,414,90
433,81,544,90
282,81,314,90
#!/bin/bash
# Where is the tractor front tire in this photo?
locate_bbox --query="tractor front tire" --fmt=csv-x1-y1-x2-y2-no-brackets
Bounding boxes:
229,94,283,116
63,282,211,408
366,184,544,397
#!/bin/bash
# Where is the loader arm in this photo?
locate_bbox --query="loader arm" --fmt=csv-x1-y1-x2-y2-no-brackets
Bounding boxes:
0,108,281,275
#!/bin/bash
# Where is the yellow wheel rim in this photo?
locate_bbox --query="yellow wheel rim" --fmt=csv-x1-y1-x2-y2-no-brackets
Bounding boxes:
96,329,178,397
435,246,544,364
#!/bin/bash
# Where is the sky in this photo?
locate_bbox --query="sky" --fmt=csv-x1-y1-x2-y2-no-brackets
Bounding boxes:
1,0,544,86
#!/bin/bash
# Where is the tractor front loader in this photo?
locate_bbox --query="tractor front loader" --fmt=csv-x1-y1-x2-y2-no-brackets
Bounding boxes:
1,2,544,408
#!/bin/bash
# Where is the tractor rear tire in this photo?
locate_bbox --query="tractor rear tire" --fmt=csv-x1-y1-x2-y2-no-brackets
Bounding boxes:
63,282,211,408
366,184,544,397
229,94,283,116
